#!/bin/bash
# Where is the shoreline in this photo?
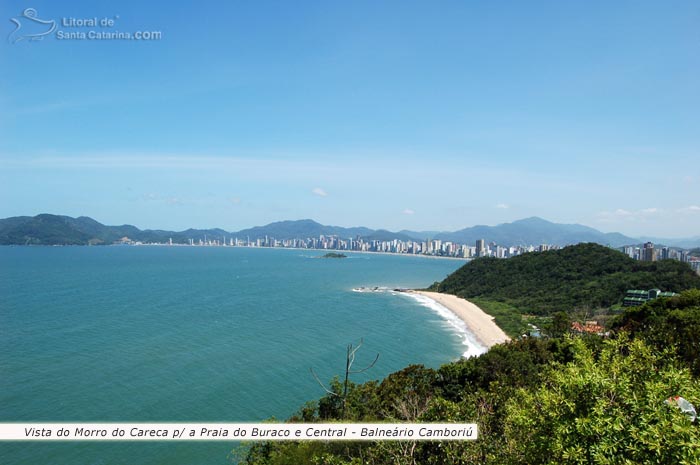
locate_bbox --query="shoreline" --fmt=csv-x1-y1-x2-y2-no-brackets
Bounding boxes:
6,244,471,262
129,244,472,261
408,291,510,349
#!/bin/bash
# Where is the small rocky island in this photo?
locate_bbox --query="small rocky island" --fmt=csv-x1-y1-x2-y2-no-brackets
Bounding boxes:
320,252,347,258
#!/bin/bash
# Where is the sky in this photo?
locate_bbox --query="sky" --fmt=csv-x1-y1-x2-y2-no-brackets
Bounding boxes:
1,1,699,237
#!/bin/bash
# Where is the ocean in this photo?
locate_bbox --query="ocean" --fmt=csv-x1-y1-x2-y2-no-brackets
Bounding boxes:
0,246,475,464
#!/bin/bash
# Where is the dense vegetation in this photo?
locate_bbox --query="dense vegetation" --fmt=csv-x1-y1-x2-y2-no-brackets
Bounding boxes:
430,243,700,315
613,289,700,376
239,290,700,465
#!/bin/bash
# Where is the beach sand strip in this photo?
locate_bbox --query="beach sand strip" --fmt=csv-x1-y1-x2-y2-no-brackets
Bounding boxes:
410,291,510,348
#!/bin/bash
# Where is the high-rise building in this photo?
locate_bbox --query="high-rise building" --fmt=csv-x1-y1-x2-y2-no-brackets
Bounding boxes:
476,239,485,257
642,242,656,262
496,245,507,258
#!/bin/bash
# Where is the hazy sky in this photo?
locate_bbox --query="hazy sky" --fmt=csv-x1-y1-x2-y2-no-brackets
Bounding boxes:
1,1,699,237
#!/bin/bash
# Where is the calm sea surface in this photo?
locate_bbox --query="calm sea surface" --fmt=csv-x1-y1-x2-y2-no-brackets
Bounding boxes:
0,246,468,464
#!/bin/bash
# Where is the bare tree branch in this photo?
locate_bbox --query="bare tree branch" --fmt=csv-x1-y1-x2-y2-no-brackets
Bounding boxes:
349,352,380,374
310,338,380,419
309,367,339,397
348,338,363,370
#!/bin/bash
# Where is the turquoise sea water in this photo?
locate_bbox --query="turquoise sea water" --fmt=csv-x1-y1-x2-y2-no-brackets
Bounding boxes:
0,246,467,464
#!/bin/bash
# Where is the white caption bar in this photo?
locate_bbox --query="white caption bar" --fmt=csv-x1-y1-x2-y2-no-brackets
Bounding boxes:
0,423,477,441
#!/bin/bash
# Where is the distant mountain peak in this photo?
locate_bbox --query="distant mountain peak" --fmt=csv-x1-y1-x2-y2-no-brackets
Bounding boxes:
512,216,551,225
435,217,638,247
273,218,320,225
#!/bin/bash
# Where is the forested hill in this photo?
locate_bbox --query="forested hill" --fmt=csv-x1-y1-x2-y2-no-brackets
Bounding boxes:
430,243,700,315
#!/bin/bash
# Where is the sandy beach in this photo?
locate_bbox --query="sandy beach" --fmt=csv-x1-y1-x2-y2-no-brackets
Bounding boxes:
410,291,510,348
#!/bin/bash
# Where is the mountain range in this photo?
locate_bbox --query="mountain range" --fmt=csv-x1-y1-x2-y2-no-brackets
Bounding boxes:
432,217,637,248
0,214,697,249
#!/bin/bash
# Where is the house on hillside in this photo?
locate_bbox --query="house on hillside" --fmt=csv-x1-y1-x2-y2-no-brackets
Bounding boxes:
570,320,606,336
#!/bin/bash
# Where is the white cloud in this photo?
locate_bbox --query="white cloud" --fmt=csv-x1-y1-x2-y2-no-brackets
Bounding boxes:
614,209,633,217
596,209,637,222
229,197,241,205
495,203,509,209
403,209,415,215
597,206,700,231
141,193,184,206
312,187,328,197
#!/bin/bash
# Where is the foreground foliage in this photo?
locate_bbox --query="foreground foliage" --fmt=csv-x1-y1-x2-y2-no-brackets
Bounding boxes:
613,288,700,376
239,290,700,465
504,335,700,465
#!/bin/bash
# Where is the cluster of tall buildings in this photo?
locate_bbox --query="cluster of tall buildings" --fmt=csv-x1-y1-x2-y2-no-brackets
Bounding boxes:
179,234,560,260
621,242,700,273
623,242,691,262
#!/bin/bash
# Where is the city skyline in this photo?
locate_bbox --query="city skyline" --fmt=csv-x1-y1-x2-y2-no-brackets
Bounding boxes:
1,1,699,236
112,227,700,273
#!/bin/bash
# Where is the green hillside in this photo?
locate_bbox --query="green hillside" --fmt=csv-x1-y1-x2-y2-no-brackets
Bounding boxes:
430,243,700,315
0,214,227,245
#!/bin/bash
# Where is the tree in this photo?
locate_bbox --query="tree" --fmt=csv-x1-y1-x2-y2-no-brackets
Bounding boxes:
547,311,571,338
503,335,700,464
311,339,379,420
